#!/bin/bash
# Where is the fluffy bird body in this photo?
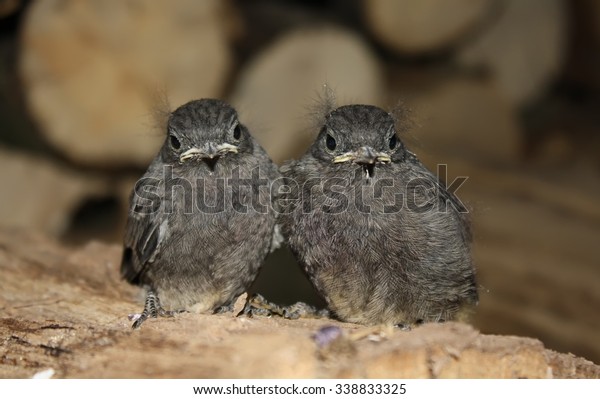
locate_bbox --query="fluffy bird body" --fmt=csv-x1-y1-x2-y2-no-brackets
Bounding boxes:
280,104,477,326
121,99,279,327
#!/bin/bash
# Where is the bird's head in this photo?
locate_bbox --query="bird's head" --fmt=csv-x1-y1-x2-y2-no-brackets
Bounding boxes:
310,104,404,179
162,99,253,170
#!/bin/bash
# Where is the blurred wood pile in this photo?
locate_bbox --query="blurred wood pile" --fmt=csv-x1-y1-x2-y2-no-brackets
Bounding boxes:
0,0,599,364
17,0,571,166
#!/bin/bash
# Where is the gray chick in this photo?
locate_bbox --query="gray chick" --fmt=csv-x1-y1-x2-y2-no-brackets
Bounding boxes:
278,104,478,326
121,98,279,329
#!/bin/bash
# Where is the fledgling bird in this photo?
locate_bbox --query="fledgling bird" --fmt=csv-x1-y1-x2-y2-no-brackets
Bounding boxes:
278,104,478,326
121,98,280,328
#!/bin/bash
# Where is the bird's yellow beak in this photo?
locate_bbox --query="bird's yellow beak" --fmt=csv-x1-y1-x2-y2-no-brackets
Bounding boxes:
333,147,391,164
179,143,238,163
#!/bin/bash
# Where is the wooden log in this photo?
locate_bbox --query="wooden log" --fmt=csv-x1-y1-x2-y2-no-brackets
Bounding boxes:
457,0,567,106
408,78,521,166
230,27,384,164
0,147,109,236
20,0,235,167
0,229,598,378
363,0,495,54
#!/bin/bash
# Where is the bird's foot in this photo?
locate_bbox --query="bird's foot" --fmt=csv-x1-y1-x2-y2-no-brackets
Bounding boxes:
237,294,276,317
281,301,330,319
239,293,330,320
394,323,412,331
213,303,234,314
393,318,425,331
130,290,181,329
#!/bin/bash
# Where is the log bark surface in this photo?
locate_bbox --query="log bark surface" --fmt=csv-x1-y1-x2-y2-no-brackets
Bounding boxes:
0,229,598,378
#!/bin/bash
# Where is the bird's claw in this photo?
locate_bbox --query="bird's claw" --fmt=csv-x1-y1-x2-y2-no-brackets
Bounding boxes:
130,290,181,329
128,313,142,322
238,293,329,320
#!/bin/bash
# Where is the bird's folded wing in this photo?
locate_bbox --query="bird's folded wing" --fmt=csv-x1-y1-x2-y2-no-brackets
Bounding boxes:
121,180,168,285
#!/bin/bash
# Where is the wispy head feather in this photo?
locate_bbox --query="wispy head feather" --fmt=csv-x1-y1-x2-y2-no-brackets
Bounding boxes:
389,99,417,134
306,84,337,134
149,86,172,135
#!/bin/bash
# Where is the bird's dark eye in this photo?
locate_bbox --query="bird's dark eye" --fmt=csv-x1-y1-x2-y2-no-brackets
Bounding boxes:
326,134,336,151
170,135,181,150
389,134,397,150
233,124,242,140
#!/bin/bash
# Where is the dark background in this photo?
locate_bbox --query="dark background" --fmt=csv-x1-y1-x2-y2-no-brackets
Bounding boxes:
1,0,599,364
